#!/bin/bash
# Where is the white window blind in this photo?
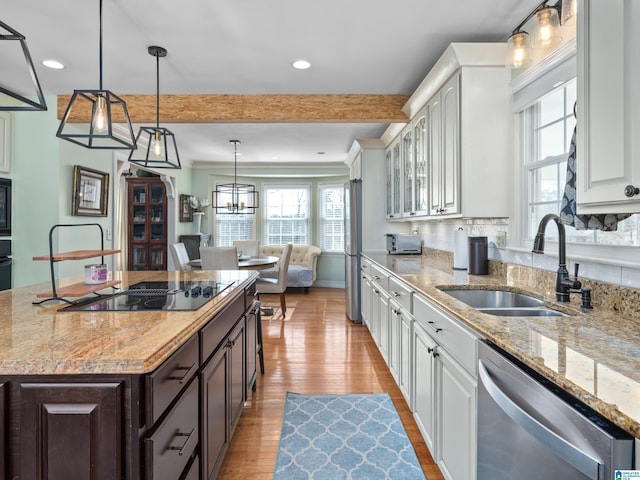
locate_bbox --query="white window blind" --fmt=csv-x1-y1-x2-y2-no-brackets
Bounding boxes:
263,185,309,245
318,183,344,252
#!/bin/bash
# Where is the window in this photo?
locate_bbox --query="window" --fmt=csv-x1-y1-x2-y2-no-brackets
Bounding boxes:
318,183,344,252
520,75,640,248
523,79,576,239
214,182,256,246
263,185,309,245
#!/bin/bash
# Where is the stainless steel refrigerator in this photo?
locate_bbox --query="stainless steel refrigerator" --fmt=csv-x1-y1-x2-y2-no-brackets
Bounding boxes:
344,179,362,323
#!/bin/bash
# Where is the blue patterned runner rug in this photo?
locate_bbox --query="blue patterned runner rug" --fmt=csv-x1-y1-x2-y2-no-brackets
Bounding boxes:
273,392,426,479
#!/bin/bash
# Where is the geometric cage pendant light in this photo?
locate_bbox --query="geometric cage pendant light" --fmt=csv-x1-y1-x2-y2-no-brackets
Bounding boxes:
56,0,136,149
213,140,259,215
128,46,181,169
0,20,47,111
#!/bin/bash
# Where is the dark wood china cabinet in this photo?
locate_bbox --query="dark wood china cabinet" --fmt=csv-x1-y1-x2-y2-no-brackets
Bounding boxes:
127,177,167,270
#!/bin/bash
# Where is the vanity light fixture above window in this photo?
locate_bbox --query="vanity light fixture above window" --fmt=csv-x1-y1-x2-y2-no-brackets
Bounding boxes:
505,0,572,69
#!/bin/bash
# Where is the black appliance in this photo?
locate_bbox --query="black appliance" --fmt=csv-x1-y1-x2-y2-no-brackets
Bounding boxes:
60,280,234,312
0,178,10,236
0,239,10,291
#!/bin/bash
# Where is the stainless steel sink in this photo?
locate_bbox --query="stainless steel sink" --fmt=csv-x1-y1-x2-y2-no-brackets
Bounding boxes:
438,287,567,317
475,307,566,317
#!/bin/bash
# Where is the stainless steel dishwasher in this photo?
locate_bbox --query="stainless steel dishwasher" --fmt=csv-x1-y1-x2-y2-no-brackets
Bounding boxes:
477,340,634,479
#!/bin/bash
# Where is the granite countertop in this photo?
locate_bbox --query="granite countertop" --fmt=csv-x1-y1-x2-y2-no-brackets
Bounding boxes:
363,250,640,439
0,270,258,376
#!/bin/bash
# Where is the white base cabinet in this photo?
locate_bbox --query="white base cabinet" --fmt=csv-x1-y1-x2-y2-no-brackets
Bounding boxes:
438,348,477,480
413,319,438,455
362,255,478,480
413,291,478,480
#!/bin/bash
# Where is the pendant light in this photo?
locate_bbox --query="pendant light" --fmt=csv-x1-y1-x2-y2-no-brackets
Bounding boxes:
56,0,136,149
530,4,562,49
505,30,530,69
213,140,259,215
0,20,47,111
128,46,181,169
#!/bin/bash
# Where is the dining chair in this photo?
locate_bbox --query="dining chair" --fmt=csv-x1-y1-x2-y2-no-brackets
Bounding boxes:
199,246,239,270
256,243,293,315
232,240,260,257
169,242,192,271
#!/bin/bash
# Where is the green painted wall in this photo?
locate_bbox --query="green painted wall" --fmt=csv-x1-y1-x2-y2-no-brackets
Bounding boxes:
8,103,347,289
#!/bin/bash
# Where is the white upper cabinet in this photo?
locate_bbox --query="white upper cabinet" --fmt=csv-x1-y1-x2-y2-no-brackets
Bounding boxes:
385,138,403,220
429,74,460,216
386,43,511,220
576,0,640,213
401,124,416,217
413,114,429,215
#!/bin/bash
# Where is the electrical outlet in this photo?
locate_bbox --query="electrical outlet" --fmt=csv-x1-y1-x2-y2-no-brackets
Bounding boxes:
106,228,112,241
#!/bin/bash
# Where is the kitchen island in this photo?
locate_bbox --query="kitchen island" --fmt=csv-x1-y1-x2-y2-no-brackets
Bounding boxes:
0,269,259,480
363,250,640,439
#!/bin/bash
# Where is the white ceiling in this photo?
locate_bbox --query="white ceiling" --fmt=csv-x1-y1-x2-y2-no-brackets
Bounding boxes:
2,0,540,168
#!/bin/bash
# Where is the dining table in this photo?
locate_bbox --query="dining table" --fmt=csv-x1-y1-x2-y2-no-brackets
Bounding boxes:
188,255,280,271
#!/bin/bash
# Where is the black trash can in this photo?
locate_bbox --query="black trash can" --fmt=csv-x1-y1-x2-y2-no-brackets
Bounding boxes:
468,236,488,275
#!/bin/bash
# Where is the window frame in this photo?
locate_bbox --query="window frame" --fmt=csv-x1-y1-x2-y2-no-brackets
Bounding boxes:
262,183,311,246
317,182,345,253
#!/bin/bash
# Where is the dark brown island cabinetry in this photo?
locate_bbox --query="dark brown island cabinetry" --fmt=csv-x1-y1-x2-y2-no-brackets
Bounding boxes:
0,282,259,480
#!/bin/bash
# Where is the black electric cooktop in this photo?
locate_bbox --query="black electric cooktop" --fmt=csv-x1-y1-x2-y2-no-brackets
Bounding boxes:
60,280,234,312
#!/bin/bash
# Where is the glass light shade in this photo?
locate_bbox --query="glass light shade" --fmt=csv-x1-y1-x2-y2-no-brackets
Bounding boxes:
128,127,181,169
531,6,562,49
56,89,137,149
506,31,530,69
561,0,577,25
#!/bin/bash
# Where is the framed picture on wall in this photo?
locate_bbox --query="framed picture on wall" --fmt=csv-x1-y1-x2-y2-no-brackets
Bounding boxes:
179,194,193,222
72,165,109,216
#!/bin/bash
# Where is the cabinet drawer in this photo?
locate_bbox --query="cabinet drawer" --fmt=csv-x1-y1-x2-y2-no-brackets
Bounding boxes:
370,264,389,291
145,378,199,480
201,293,245,364
182,455,199,480
413,294,478,376
388,276,413,312
146,334,198,426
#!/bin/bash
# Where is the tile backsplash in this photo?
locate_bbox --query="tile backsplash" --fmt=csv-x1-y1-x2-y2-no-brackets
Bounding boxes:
413,218,640,291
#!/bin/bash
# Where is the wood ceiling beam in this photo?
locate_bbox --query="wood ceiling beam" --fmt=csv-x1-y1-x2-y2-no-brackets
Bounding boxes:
57,94,410,123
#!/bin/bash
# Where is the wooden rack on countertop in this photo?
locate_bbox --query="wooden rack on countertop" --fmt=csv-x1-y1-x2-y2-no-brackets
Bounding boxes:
32,224,121,304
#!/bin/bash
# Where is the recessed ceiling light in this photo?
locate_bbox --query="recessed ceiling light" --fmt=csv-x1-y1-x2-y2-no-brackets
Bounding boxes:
271,156,279,160
42,59,65,70
292,59,311,70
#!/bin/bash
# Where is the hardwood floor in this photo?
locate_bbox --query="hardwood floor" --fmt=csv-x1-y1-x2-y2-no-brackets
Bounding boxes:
218,287,445,479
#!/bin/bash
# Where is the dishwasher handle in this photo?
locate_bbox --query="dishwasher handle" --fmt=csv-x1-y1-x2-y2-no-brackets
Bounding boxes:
478,359,603,479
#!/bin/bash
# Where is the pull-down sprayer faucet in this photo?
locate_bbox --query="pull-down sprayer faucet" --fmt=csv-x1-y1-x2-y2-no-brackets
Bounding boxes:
532,213,592,307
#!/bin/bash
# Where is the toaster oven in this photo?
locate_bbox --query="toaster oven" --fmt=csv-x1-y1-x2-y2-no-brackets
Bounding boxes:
385,234,422,255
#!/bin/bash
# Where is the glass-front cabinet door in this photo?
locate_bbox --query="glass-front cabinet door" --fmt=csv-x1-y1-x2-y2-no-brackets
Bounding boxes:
385,138,403,219
402,126,415,217
414,114,429,215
